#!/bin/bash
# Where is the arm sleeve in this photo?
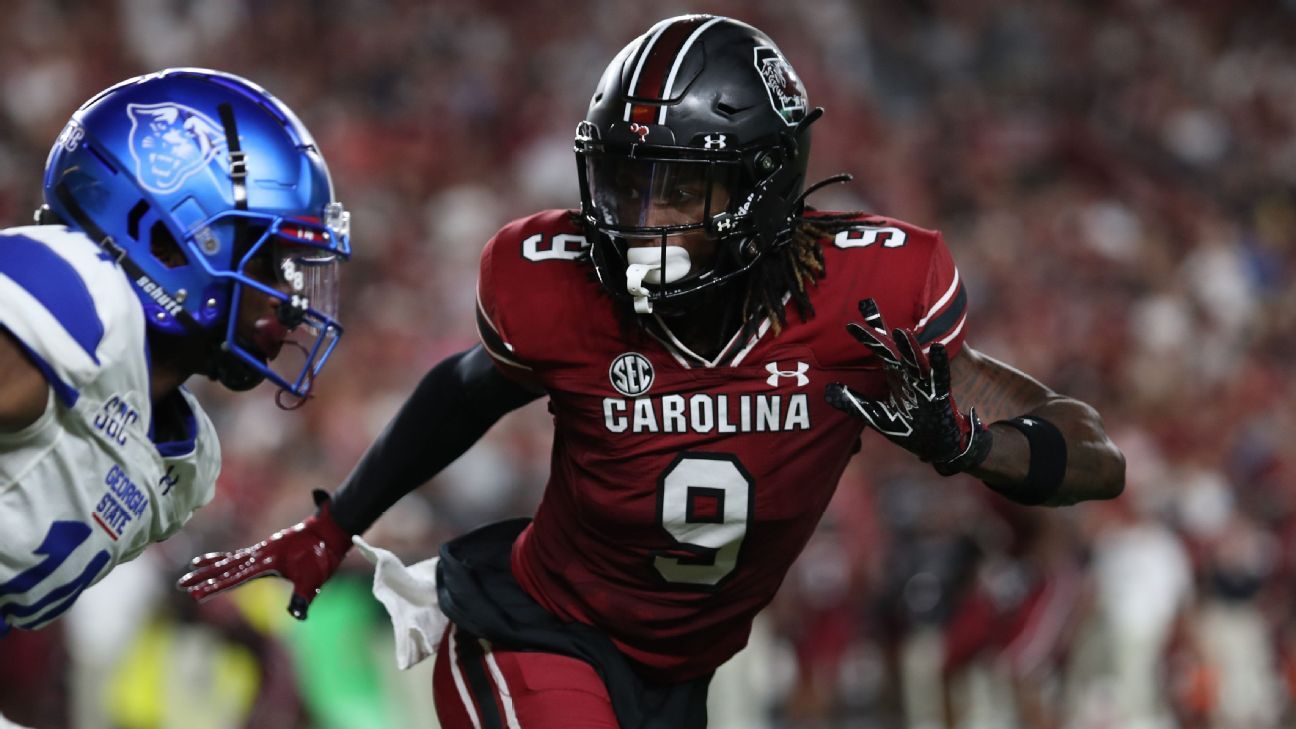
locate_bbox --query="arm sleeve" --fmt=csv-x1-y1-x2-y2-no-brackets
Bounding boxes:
327,344,543,535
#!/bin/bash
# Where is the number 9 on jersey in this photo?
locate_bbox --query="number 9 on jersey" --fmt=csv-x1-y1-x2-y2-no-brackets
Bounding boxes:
653,453,753,587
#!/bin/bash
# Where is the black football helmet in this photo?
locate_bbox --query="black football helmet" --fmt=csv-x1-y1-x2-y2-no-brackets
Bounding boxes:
576,15,820,314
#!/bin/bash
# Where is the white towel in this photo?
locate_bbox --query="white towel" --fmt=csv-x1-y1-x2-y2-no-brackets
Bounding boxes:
0,712,33,729
352,535,449,670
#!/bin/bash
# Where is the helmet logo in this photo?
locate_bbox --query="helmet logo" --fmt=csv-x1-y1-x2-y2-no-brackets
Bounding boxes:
127,103,228,195
753,46,807,126
55,121,85,152
629,123,651,143
703,134,727,150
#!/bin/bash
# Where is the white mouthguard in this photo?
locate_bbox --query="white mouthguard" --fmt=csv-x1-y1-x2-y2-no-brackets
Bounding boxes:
625,246,692,314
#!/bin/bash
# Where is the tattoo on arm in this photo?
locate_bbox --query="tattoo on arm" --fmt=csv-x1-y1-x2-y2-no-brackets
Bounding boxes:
949,346,1053,423
951,344,1125,504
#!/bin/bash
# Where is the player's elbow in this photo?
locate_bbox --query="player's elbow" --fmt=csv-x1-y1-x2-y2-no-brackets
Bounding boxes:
0,331,52,433
1093,438,1126,501
1067,400,1125,501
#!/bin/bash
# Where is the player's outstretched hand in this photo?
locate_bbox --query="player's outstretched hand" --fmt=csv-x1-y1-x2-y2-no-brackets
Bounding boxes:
177,490,353,620
826,298,991,476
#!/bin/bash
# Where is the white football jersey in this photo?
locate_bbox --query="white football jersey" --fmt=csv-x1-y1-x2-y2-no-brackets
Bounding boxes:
0,225,219,630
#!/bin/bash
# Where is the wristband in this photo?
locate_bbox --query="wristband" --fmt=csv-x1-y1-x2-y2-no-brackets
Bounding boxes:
986,416,1067,505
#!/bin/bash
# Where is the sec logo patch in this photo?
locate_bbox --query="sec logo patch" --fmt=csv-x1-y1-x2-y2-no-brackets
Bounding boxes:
609,353,654,397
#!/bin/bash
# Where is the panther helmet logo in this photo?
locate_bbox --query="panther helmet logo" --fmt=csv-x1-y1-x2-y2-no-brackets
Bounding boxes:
126,102,228,195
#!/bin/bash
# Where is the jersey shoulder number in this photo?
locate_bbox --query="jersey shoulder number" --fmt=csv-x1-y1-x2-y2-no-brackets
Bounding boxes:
813,213,969,357
476,210,610,375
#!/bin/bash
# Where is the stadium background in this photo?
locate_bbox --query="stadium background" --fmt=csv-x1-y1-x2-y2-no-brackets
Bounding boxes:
2,1,1295,727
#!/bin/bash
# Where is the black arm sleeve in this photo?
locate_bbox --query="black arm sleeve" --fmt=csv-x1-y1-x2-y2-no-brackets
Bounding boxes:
328,344,543,534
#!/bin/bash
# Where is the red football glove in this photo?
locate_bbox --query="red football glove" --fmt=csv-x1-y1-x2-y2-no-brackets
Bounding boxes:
826,298,991,475
177,490,353,620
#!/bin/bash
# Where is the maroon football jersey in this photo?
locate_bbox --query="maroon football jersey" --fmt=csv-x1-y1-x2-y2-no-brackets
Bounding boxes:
476,209,967,681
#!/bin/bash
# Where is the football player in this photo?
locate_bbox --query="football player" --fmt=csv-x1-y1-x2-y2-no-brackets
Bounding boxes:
0,69,351,632
179,16,1123,729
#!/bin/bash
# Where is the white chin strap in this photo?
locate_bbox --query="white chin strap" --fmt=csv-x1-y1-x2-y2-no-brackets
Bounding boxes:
625,246,692,314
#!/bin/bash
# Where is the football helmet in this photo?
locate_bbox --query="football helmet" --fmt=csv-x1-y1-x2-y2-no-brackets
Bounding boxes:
42,68,350,397
576,15,818,314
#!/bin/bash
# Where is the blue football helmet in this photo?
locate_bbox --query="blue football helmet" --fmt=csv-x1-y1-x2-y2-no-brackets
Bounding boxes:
42,68,351,397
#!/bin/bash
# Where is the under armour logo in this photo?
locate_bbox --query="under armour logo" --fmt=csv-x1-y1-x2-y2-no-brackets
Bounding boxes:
629,123,650,143
704,134,727,149
159,465,180,496
714,215,734,232
765,361,809,387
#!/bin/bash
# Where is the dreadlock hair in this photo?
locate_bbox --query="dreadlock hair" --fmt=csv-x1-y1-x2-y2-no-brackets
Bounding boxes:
738,210,867,340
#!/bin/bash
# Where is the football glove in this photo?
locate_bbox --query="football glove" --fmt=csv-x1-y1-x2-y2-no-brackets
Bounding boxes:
826,298,991,476
177,490,353,620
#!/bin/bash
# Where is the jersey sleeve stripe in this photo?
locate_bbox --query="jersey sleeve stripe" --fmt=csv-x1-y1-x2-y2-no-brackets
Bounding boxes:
917,284,967,345
1,325,80,407
475,297,532,372
915,268,961,331
932,312,966,350
0,234,104,363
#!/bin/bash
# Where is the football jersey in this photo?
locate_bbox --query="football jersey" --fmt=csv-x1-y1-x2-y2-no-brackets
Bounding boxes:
0,226,219,630
476,210,967,681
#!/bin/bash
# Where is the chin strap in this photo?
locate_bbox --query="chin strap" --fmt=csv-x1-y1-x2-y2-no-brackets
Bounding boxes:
274,340,315,410
208,344,265,392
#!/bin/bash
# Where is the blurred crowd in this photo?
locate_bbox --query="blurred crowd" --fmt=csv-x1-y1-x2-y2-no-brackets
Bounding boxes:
1,0,1295,727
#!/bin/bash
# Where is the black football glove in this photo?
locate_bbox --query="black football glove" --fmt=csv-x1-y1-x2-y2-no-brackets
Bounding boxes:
826,298,991,476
